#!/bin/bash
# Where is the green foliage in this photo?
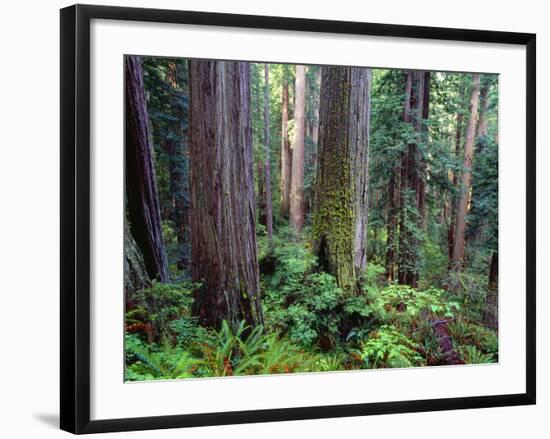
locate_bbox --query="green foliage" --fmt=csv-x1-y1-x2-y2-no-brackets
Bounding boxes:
168,317,210,348
468,96,499,251
198,321,325,376
263,240,343,346
356,325,425,368
444,270,489,322
457,345,495,364
126,280,196,342
411,319,448,366
419,236,448,287
447,320,498,361
125,321,327,380
373,284,461,326
125,334,201,380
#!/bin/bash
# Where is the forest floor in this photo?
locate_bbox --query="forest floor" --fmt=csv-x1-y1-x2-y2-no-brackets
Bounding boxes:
125,227,498,381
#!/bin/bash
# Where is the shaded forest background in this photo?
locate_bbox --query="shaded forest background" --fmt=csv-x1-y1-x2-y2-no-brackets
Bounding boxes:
124,56,499,380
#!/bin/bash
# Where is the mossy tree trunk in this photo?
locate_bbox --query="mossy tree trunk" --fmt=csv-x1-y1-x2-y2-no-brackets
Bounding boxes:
313,66,371,293
125,55,169,283
188,59,263,330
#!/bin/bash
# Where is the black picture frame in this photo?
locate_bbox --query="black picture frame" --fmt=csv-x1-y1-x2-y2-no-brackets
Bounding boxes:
60,4,536,434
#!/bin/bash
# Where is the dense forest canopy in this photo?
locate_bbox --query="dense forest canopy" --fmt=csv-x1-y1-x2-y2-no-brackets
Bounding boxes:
124,56,499,380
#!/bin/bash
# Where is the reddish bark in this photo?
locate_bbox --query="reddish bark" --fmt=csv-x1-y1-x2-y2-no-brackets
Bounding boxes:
452,74,481,270
188,60,263,330
448,85,465,265
280,72,292,218
398,71,428,287
125,55,169,283
476,78,491,139
263,64,273,241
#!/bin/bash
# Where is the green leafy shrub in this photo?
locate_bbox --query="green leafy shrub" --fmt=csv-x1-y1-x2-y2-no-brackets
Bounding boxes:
419,236,448,287
447,320,498,361
126,320,328,381
372,284,461,327
444,270,488,322
457,345,495,364
126,281,197,342
355,325,425,368
125,334,201,380
262,238,345,347
265,270,343,347
169,316,211,348
411,319,448,366
196,321,343,376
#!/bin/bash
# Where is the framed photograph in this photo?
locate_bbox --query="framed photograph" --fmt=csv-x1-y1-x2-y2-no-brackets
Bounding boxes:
60,4,536,434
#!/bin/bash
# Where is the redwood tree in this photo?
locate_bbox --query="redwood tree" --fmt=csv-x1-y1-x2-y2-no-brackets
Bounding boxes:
188,59,263,330
290,65,306,234
125,55,169,283
452,73,481,270
263,64,274,241
448,83,466,264
313,66,371,293
397,70,429,287
476,78,491,139
280,68,292,218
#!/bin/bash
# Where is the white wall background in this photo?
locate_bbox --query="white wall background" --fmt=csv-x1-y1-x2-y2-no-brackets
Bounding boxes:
0,0,545,437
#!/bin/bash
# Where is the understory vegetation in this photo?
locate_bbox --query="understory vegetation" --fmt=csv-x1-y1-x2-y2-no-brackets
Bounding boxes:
126,228,497,381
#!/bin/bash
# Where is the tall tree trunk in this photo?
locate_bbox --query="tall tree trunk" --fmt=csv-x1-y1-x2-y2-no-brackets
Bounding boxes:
313,66,371,293
397,71,426,288
351,68,371,273
311,69,321,146
256,78,267,227
125,55,169,282
418,71,430,231
304,68,322,217
188,60,263,330
280,71,292,218
452,74,481,271
448,84,465,265
484,251,498,330
263,64,274,241
476,78,491,139
290,65,306,234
